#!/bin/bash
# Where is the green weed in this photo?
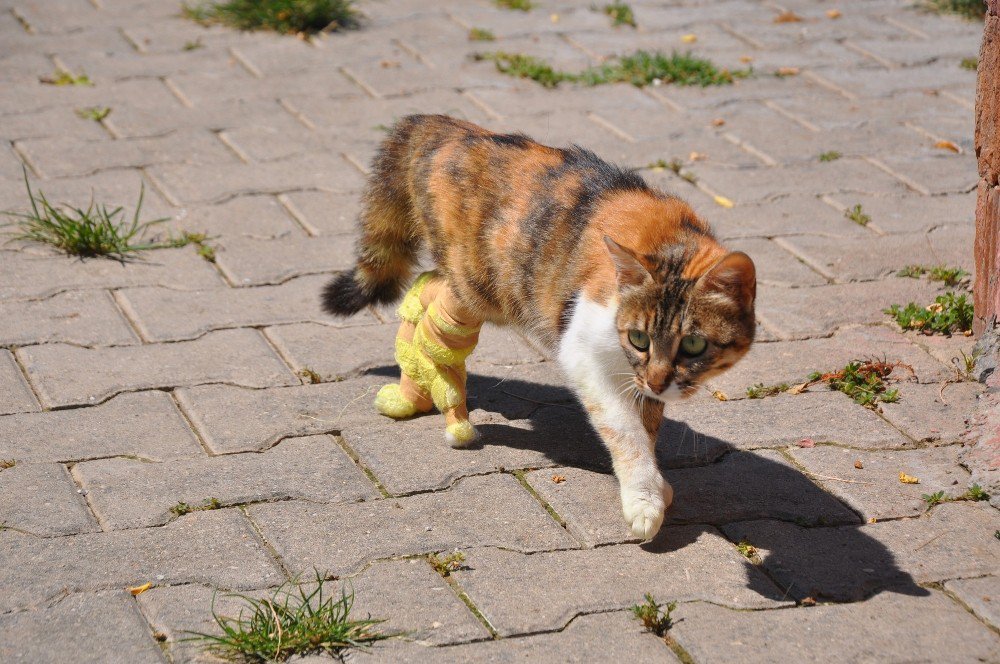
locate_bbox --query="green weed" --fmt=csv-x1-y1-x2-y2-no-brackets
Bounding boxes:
428,550,467,576
960,57,978,70
183,0,359,34
495,0,534,10
40,70,92,86
818,150,842,162
475,52,570,88
630,593,676,636
185,570,396,661
183,38,205,51
468,27,495,41
926,0,986,19
885,292,974,335
746,382,789,399
75,106,111,121
602,2,636,27
808,360,902,408
170,497,222,517
298,368,323,384
961,483,989,502
896,264,969,288
736,540,758,559
844,203,871,226
921,490,946,507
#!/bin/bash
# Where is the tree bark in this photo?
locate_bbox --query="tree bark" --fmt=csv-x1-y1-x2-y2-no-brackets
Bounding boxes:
975,0,1000,335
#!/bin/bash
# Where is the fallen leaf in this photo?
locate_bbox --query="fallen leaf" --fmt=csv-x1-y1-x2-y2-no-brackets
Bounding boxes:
899,471,920,484
796,438,816,448
854,460,864,469
552,474,566,484
713,195,735,208
786,382,809,395
776,66,800,77
689,151,706,161
129,582,152,596
800,596,817,606
711,118,726,127
826,9,842,18
774,10,803,23
934,139,960,153
740,55,754,63
681,34,697,43
712,390,728,401
868,517,877,523
550,13,559,22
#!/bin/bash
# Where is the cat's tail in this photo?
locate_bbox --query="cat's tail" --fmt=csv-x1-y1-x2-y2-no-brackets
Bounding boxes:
321,117,425,317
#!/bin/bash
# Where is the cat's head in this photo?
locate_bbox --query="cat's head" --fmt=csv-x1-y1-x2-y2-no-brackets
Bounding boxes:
604,236,756,403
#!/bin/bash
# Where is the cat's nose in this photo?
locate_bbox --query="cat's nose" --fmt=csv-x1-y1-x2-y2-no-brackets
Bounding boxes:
647,380,667,394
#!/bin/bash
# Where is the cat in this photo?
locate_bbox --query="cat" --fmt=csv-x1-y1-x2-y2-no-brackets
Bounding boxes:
322,114,756,540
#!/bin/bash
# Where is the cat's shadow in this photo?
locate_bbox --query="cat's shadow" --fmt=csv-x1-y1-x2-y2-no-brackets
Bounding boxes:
367,365,928,604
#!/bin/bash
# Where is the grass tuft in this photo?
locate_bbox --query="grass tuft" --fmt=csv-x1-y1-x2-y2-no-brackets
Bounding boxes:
183,38,205,51
736,540,758,559
895,264,969,288
808,360,903,408
960,56,978,70
476,50,747,89
844,203,871,226
428,550,467,576
601,2,636,27
818,150,842,162
183,0,360,35
885,292,973,336
925,0,986,19
746,382,789,399
921,490,947,507
40,70,92,86
185,570,397,661
170,497,222,517
468,27,495,41
495,0,534,10
75,106,111,121
298,368,323,384
630,593,676,636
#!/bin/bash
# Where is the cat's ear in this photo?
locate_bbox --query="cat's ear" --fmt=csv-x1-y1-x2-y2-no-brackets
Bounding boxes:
603,236,651,288
697,251,756,310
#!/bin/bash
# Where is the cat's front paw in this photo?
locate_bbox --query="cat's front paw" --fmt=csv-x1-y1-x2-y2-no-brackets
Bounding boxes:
621,487,665,541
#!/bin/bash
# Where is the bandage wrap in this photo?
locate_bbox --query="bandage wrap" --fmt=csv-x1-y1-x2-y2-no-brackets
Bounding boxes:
374,271,482,445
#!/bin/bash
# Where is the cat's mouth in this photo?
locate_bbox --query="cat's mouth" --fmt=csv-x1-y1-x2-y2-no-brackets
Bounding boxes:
641,381,697,403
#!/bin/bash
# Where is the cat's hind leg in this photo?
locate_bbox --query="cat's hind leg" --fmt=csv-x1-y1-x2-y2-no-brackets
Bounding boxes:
375,272,437,419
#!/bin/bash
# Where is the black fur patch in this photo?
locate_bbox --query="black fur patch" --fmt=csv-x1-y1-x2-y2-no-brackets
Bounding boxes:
321,270,369,316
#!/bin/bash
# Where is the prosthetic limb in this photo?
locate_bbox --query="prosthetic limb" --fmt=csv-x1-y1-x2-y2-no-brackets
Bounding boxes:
374,271,483,447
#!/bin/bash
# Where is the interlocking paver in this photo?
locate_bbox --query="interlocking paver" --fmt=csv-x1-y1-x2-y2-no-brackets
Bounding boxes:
0,508,282,611
0,289,137,346
723,502,1000,601
671,591,1000,664
16,328,297,408
879,380,984,443
0,462,98,536
822,190,975,233
0,391,201,463
74,434,378,529
213,234,355,286
173,194,304,239
248,474,576,576
453,529,790,636
944,576,1000,631
0,350,39,415
0,591,164,664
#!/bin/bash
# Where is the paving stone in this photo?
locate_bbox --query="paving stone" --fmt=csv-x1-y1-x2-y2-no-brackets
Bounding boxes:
879,381,984,443
904,329,979,372
16,328,297,408
777,224,975,281
822,191,976,234
945,576,1000,631
355,611,675,663
248,474,576,576
726,237,827,286
756,278,945,339
0,591,164,664
214,235,355,286
0,508,282,611
119,275,376,342
0,77,182,117
664,390,910,451
0,391,201,463
0,289,137,346
173,194,303,240
722,502,1000,601
671,591,1000,664
817,62,976,99
175,376,388,454
710,325,952,399
789,444,973,521
74,434,378,530
453,529,790,636
0,462,98,536
278,190,363,236
0,246,223,301
0,350,38,415
709,194,872,239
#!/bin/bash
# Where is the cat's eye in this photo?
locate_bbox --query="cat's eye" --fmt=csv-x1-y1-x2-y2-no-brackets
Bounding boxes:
679,334,707,357
627,329,650,351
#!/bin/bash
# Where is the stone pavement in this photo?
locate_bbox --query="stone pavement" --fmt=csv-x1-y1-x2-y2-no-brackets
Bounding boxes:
0,0,997,662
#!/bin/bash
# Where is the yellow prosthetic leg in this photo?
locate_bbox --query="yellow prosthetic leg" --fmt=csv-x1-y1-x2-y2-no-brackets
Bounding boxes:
374,271,483,447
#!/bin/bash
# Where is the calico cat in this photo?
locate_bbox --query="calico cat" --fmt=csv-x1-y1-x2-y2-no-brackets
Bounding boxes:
322,114,756,540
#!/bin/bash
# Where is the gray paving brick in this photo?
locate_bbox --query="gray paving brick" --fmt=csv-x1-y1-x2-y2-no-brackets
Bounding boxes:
726,237,827,286
817,63,976,98
356,611,675,663
0,289,137,346
0,247,222,301
0,350,39,415
880,381,984,443
0,78,182,117
119,275,375,342
0,391,201,463
453,530,790,636
0,591,164,664
945,576,1000,631
722,502,1000,601
174,194,304,239
16,328,297,408
279,190,363,236
248,474,576,576
175,376,388,454
214,235,355,286
823,190,975,234
709,325,953,399
788,445,973,521
709,194,871,239
0,462,98,536
876,153,978,195
671,591,1000,664
0,508,282,611
74,434,378,530
756,278,944,339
